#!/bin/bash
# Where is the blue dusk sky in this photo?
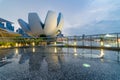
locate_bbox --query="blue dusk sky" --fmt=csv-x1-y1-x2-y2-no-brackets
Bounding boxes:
0,0,120,36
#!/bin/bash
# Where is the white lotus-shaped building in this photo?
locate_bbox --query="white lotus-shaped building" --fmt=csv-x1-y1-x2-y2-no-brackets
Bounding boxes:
18,11,64,37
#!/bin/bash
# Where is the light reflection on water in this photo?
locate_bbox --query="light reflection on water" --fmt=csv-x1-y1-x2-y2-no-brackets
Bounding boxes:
0,47,120,80
99,49,104,58
54,47,57,53
32,47,35,53
15,48,18,55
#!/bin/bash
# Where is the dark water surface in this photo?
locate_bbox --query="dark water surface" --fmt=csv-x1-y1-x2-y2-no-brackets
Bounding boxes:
0,47,120,80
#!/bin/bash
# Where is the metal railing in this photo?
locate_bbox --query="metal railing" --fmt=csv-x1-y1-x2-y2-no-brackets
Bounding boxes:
0,33,120,49
63,33,120,49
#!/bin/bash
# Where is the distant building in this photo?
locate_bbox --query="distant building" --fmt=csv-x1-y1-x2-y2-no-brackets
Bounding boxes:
0,22,5,29
0,18,21,37
0,18,14,31
6,22,14,31
0,28,21,37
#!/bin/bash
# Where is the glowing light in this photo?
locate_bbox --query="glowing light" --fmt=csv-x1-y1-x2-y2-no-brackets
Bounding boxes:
74,53,78,56
74,47,78,56
83,63,91,68
104,44,111,47
54,42,56,45
118,39,120,43
15,48,18,55
1,45,4,48
0,45,11,48
74,41,77,46
16,43,18,47
4,46,7,48
26,43,29,46
7,45,11,48
54,47,57,53
19,43,22,47
32,42,35,46
32,47,35,52
100,41,104,46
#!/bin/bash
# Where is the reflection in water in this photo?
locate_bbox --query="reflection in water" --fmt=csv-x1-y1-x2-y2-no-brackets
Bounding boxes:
29,47,64,71
74,47,78,56
117,51,120,62
100,58,104,62
19,48,30,64
0,49,13,67
1,47,120,80
54,42,56,45
32,47,35,53
100,49,104,58
0,49,13,60
54,47,57,53
74,47,77,53
18,47,64,79
15,48,19,56
100,39,104,58
83,63,91,68
74,41,77,46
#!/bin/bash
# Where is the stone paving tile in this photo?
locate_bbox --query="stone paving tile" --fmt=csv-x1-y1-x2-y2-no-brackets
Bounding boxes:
0,47,120,80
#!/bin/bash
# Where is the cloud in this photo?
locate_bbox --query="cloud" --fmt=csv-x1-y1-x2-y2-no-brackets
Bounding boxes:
0,0,120,35
66,20,120,36
63,0,120,35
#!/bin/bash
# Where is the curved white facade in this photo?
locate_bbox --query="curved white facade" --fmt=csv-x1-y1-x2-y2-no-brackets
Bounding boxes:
44,11,57,36
28,13,44,36
18,11,64,37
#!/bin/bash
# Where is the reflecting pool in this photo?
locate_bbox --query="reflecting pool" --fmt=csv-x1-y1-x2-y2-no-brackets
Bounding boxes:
0,47,120,80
